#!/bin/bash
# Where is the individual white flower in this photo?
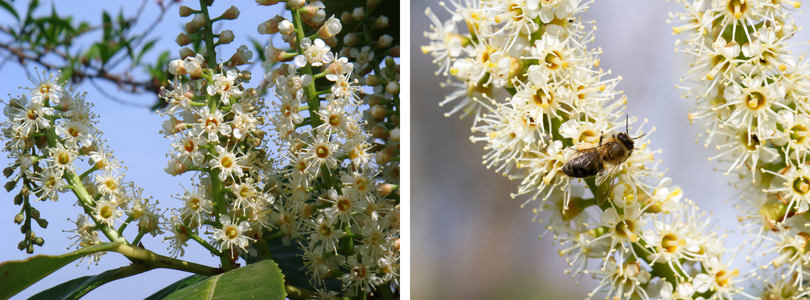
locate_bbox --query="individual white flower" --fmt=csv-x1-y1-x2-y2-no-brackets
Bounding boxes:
349,46,374,70
206,69,243,105
295,38,334,68
193,106,231,141
306,214,344,253
25,71,65,103
305,134,341,174
340,255,384,294
209,145,246,182
47,143,78,173
28,166,66,201
163,216,190,257
213,215,253,252
178,185,212,227
93,197,123,227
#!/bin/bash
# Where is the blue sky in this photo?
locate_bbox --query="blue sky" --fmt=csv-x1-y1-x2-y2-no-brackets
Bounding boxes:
0,1,287,298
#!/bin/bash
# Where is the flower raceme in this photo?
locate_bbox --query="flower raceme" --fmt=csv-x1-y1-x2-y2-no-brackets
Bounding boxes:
670,0,810,297
0,0,399,298
423,0,745,298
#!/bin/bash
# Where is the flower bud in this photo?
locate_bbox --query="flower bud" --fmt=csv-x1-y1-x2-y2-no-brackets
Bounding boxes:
386,81,399,95
192,14,206,28
343,33,360,47
376,152,391,165
385,56,396,70
228,45,253,66
26,244,33,254
391,114,399,126
168,59,187,76
341,12,354,24
218,30,234,45
255,0,280,5
3,167,13,178
389,46,400,57
375,16,389,29
184,21,199,34
352,7,365,21
13,193,22,205
378,34,393,49
17,240,26,251
179,6,194,17
30,207,39,219
258,15,285,35
289,0,305,9
26,230,35,240
176,33,192,46
13,213,23,224
368,0,381,11
390,127,400,142
371,105,387,120
36,218,48,229
278,20,294,35
316,16,342,39
220,6,240,20
205,0,214,6
378,183,395,197
373,123,389,138
33,237,44,246
179,47,195,59
4,180,16,192
366,74,381,86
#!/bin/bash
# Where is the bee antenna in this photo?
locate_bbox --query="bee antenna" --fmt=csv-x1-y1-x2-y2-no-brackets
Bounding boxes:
625,114,629,133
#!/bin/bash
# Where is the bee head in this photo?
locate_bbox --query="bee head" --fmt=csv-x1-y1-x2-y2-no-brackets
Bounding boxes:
617,132,634,150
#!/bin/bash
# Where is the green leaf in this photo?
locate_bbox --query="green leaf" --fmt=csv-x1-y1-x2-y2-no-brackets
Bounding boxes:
0,242,120,300
102,11,112,41
27,264,150,300
244,237,342,292
0,1,19,22
144,275,209,300
135,38,158,65
164,260,286,300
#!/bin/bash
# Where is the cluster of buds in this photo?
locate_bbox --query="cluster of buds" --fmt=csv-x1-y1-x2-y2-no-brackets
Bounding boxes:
423,0,744,299
670,0,810,297
1,70,162,262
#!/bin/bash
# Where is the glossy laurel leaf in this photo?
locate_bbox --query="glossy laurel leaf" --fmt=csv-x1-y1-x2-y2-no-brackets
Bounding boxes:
0,242,120,300
163,260,285,300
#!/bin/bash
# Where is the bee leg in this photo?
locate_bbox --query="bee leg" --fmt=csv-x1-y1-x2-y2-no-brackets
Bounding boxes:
599,131,604,146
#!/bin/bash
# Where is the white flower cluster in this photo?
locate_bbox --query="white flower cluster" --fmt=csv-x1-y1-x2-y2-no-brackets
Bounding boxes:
255,0,401,295
1,71,162,262
424,0,743,298
671,0,810,297
0,1,399,297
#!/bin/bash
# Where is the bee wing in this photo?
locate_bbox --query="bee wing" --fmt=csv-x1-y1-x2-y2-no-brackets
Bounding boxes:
595,162,621,186
595,163,622,205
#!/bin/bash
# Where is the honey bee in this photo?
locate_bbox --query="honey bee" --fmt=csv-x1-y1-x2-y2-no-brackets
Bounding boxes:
561,116,642,204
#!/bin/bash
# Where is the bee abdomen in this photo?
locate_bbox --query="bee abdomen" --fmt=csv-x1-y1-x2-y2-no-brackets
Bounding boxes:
561,155,602,178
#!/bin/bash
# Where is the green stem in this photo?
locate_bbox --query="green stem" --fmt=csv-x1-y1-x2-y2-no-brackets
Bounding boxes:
111,243,222,276
131,228,147,246
64,171,127,244
255,239,273,260
79,165,99,179
284,284,317,300
292,8,321,129
117,215,136,235
198,0,217,72
188,230,222,256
